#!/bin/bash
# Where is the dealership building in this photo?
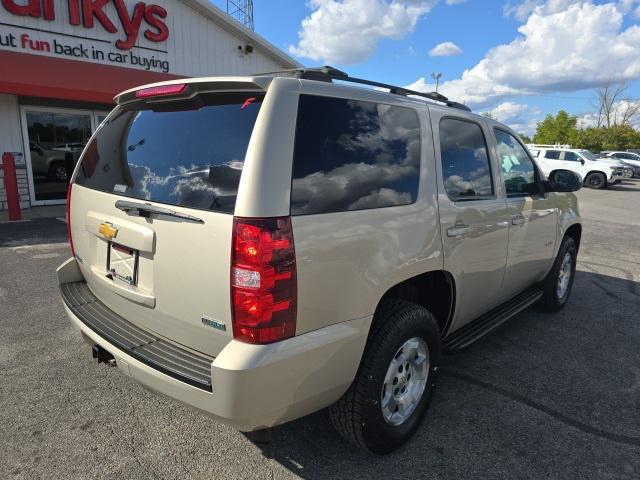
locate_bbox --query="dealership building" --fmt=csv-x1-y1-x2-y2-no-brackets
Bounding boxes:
0,0,299,210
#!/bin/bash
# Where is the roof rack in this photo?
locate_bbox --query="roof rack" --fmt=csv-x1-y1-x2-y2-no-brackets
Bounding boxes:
257,66,471,112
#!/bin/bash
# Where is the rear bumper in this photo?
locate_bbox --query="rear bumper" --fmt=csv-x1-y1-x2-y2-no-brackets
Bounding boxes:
57,258,371,431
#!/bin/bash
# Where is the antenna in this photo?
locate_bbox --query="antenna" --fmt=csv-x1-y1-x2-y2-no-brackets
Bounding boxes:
227,0,254,30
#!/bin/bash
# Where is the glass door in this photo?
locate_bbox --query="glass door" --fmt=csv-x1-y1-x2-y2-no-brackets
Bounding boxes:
21,107,109,206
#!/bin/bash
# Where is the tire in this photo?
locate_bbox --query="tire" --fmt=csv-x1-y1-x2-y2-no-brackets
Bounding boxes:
329,299,441,454
537,236,577,312
584,172,607,189
48,161,70,182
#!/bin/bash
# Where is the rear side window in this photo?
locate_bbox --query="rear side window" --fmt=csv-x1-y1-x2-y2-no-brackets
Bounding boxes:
439,118,493,200
544,150,561,160
75,93,263,213
290,95,421,215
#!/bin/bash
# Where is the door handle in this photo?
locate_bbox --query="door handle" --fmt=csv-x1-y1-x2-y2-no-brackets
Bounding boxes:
511,214,526,226
447,225,470,237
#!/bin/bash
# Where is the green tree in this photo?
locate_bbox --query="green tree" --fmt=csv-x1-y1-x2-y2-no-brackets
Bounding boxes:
573,125,640,152
518,133,532,143
533,111,579,144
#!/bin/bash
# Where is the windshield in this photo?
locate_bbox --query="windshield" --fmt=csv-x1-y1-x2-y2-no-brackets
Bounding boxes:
74,93,263,214
579,150,598,161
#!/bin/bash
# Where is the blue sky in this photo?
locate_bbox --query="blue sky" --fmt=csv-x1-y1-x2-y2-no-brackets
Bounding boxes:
212,0,640,135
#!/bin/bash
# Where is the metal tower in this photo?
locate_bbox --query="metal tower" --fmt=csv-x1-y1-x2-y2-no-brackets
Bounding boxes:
227,0,254,30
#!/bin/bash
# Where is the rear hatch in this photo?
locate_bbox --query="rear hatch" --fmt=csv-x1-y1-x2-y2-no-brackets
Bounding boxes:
69,84,266,357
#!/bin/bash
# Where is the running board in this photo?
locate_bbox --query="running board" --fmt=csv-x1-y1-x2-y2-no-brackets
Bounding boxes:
443,288,543,351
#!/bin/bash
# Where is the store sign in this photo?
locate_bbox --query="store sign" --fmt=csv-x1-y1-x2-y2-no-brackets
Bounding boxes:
1,0,169,50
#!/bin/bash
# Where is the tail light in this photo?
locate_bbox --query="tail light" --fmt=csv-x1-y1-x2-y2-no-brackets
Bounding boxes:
231,217,296,344
66,183,75,257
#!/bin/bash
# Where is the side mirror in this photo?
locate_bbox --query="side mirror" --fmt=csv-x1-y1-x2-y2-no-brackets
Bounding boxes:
547,169,582,192
580,159,585,165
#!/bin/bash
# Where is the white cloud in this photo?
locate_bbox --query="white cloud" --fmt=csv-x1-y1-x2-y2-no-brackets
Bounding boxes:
407,2,640,108
445,0,468,4
503,0,582,21
489,102,529,122
288,0,437,64
429,41,463,56
577,99,640,129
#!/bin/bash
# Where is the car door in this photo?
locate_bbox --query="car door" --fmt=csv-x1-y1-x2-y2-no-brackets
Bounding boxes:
561,150,586,177
432,113,510,328
491,128,558,298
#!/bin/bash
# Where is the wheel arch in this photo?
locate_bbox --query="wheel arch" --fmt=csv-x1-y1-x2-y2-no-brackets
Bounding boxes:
372,270,456,339
564,223,582,252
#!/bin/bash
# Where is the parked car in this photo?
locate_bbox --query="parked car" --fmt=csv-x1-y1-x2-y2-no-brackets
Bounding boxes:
527,145,627,188
57,67,583,454
29,141,75,182
599,151,640,178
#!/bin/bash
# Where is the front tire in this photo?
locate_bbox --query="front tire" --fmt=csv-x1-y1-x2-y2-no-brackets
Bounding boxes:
329,299,441,454
537,236,577,312
585,172,607,189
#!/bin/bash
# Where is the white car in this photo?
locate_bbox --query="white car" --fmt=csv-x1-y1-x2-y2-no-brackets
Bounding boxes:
527,146,626,189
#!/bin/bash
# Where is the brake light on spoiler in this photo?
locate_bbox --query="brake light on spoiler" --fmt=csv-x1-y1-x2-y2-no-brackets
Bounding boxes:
231,217,297,344
135,83,186,98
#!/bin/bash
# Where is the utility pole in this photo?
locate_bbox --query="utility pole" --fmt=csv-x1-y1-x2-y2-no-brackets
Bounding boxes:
431,72,442,93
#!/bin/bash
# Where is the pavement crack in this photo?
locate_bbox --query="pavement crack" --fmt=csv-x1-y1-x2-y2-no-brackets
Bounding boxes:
440,368,640,448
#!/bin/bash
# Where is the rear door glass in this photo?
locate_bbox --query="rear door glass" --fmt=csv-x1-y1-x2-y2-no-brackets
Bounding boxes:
439,118,494,201
75,93,263,213
290,95,421,215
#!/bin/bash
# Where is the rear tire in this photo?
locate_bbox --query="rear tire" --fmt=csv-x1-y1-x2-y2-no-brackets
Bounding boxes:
537,236,577,312
329,299,441,454
585,172,607,189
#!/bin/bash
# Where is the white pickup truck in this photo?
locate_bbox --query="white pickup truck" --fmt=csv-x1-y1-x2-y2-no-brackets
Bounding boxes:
528,145,627,189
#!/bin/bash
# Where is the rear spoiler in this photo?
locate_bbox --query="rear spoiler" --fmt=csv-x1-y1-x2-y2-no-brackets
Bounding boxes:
115,76,274,106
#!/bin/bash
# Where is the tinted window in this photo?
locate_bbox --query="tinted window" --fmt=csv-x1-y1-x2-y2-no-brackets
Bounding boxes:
290,95,420,215
75,93,263,213
545,150,561,160
439,118,493,200
564,151,580,161
494,129,538,197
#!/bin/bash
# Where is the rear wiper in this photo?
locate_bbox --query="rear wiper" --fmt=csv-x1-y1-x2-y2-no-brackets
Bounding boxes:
115,200,204,223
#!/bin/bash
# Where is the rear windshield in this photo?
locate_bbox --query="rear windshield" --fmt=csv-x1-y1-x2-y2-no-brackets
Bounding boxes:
75,93,263,213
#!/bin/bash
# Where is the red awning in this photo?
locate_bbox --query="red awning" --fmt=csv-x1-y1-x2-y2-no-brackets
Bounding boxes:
0,50,185,104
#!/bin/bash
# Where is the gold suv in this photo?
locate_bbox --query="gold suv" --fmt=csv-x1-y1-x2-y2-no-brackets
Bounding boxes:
58,67,582,454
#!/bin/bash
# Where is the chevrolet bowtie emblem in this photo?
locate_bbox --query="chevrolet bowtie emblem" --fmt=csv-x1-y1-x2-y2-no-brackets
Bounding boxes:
99,222,118,240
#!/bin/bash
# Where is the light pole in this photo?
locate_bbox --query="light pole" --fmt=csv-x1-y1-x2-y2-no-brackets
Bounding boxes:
431,72,442,93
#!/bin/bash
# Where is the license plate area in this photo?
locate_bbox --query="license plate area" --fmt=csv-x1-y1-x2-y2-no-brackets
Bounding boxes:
107,242,139,286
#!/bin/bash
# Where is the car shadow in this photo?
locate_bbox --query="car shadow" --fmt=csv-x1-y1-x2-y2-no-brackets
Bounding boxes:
246,270,640,479
608,181,640,192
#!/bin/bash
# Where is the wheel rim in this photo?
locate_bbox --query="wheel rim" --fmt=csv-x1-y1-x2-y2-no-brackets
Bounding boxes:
587,175,603,187
557,252,573,299
380,337,429,426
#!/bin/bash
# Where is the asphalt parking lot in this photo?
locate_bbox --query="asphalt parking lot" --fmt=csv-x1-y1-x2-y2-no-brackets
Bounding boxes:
1,182,639,480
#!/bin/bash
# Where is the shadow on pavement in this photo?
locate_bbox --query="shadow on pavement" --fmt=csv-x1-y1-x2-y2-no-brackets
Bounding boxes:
0,218,68,248
250,270,640,479
607,182,640,192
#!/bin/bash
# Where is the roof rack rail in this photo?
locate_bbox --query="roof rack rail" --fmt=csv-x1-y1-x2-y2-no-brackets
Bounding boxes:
256,66,471,112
